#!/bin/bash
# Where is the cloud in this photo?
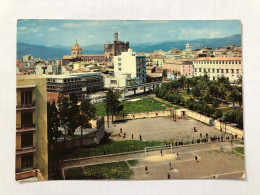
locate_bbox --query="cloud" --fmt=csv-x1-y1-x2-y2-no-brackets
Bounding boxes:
88,35,94,38
17,26,39,34
49,27,58,31
177,28,222,40
63,23,82,28
145,33,152,38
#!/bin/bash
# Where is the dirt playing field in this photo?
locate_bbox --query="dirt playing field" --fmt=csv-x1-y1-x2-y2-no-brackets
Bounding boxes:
106,117,230,142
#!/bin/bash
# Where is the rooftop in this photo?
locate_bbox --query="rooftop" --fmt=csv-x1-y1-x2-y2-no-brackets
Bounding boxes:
195,56,242,61
46,72,102,79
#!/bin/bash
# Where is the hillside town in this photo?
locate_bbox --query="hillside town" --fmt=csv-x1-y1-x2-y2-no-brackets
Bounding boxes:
16,30,244,181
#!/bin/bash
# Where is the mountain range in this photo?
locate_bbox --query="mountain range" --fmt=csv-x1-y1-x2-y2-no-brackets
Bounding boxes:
17,34,241,60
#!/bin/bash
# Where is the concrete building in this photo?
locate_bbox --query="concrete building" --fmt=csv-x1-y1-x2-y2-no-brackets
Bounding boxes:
46,73,104,100
23,54,34,63
193,56,242,83
114,49,146,85
163,59,193,80
16,75,48,181
104,32,129,67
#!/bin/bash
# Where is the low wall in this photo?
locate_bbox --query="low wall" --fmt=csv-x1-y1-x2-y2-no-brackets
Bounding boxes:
214,120,244,139
186,110,213,126
105,110,174,122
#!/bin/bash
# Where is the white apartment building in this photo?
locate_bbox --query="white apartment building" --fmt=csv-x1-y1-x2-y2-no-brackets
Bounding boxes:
106,48,146,88
193,56,242,83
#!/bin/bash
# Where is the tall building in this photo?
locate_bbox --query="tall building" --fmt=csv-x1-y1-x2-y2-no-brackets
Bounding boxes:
16,75,48,181
104,32,129,67
193,56,242,83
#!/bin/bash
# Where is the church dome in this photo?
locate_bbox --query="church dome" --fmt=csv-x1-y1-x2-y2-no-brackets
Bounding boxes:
71,40,82,50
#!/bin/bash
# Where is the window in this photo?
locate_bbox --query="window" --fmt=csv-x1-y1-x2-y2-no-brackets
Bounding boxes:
221,69,224,73
21,132,33,148
226,69,229,73
236,69,239,74
199,68,201,72
231,69,234,73
212,69,215,73
208,69,210,73
21,91,32,105
118,68,122,71
118,58,121,61
118,63,121,66
204,68,206,73
217,69,219,73
21,153,33,170
213,76,215,80
111,80,117,85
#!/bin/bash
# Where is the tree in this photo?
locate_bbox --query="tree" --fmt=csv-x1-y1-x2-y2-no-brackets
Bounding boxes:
192,86,202,99
66,93,80,150
104,88,123,127
213,110,223,120
79,99,96,147
58,94,70,142
47,101,62,144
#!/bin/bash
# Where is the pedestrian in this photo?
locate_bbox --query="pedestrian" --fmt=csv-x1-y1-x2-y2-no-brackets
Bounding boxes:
120,128,122,133
231,140,233,146
195,155,198,162
169,162,172,170
175,141,178,146
161,149,163,157
145,166,148,174
176,152,180,160
220,146,223,151
132,133,134,139
192,140,194,144
168,173,170,179
140,134,142,141
200,133,202,138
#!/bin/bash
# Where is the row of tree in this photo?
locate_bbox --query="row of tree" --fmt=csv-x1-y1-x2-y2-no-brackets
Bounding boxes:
154,75,243,129
47,93,96,149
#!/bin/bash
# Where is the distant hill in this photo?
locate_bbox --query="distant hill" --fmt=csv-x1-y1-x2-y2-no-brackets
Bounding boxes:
17,34,241,59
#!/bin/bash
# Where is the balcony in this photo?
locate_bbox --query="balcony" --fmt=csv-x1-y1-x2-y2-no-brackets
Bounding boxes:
16,123,36,132
16,144,37,154
16,101,36,110
15,169,44,181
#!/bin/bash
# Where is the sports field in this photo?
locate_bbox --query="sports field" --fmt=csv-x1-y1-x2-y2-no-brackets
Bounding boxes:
62,142,245,180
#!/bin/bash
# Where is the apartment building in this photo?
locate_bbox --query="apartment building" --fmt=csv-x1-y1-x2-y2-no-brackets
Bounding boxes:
16,75,48,181
193,56,242,83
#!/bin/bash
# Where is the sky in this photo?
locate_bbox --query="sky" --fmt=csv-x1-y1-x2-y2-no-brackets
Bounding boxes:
17,20,241,47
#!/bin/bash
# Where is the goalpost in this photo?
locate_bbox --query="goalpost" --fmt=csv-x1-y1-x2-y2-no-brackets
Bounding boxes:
144,145,172,157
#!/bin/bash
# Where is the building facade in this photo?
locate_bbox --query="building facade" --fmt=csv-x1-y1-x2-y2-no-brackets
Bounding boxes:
16,75,48,181
193,56,242,83
46,73,104,100
163,59,193,80
104,32,129,67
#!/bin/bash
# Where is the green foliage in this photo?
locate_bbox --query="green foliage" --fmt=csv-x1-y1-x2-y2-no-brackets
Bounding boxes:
224,109,243,129
47,101,62,143
56,140,165,160
213,110,223,119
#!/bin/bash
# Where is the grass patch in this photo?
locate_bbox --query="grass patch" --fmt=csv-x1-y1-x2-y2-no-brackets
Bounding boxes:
127,159,138,167
64,167,85,180
231,147,244,159
83,161,132,180
56,139,165,161
94,98,173,116
64,161,133,180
